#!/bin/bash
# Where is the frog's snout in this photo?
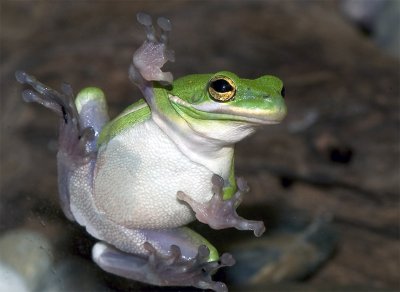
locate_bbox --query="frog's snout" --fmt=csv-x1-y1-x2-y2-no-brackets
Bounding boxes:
267,93,287,122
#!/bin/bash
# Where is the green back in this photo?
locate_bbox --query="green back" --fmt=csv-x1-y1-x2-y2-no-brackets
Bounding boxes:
97,99,151,146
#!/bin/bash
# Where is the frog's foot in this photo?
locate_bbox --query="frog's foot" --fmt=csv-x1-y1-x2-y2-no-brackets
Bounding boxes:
129,12,175,87
177,175,266,237
15,71,95,161
92,242,234,292
16,71,97,221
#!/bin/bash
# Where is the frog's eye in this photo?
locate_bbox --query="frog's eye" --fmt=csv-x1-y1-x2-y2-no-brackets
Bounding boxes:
208,76,236,102
281,86,286,98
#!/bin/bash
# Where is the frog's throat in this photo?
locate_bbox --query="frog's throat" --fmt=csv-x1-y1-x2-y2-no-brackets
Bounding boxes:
147,93,233,180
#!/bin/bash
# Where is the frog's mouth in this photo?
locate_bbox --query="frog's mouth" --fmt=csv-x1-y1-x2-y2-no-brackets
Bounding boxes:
169,94,286,125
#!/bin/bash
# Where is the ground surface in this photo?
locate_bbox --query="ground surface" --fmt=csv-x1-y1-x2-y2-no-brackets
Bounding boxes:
1,1,399,291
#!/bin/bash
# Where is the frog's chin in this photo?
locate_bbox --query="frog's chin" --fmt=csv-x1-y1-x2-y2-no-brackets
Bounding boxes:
169,95,286,126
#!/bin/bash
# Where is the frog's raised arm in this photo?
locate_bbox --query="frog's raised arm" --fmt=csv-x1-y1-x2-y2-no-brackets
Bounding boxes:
129,12,175,100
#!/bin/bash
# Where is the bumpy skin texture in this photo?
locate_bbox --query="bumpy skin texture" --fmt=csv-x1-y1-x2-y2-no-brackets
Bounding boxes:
93,119,214,229
16,12,285,292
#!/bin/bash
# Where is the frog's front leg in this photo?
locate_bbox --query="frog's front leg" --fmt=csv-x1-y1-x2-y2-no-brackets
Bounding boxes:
92,227,234,292
129,12,175,92
178,175,266,237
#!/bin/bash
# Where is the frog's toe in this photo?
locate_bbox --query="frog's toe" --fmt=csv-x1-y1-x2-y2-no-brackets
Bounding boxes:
16,71,95,153
136,13,172,46
136,12,152,26
136,12,156,42
92,241,234,292
157,17,171,32
16,71,73,117
165,48,175,62
145,242,234,292
157,16,172,45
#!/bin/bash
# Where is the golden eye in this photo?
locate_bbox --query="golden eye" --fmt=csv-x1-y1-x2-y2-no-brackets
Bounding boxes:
208,76,236,102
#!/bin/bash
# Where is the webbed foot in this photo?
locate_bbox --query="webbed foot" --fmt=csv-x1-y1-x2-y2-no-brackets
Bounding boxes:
92,242,234,292
15,71,95,161
129,12,175,87
177,175,266,237
16,71,97,221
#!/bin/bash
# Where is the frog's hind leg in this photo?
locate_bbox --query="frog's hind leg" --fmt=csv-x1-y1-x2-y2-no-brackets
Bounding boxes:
93,227,235,292
92,243,233,292
15,71,101,157
15,71,108,220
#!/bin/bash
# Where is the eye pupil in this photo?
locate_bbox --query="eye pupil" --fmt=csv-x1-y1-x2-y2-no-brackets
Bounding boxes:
281,86,286,98
211,79,233,93
208,76,236,102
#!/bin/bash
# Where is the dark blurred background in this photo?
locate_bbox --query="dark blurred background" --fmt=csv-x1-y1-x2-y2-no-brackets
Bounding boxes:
1,1,399,291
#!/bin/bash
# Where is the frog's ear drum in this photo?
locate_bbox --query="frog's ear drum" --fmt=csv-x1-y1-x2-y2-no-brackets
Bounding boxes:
208,76,236,102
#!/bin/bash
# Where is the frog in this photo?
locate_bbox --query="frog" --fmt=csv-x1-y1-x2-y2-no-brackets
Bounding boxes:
16,12,286,292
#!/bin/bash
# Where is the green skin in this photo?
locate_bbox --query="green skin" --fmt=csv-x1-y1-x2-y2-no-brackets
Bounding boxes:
17,70,285,289
97,71,285,202
16,13,287,292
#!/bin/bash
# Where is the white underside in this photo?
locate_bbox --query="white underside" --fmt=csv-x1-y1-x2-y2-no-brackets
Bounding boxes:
92,119,213,229
68,117,233,256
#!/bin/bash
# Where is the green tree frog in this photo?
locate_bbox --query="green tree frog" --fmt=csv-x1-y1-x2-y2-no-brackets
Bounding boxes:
16,13,286,292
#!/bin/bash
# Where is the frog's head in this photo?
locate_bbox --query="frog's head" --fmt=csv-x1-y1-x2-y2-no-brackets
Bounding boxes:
168,71,286,145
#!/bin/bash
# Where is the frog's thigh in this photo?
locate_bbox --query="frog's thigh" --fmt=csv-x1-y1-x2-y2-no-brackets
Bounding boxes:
92,242,150,281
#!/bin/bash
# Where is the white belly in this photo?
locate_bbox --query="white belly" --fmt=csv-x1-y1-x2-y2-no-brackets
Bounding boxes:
92,119,213,229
